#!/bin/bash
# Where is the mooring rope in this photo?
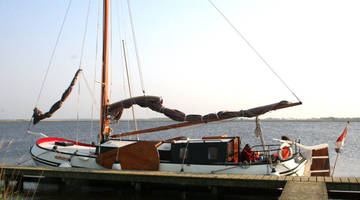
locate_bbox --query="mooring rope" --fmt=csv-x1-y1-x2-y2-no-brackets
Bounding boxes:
207,0,301,102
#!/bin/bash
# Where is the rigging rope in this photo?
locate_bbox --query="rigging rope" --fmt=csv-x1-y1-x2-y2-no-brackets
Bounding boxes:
127,0,146,95
81,72,98,107
28,0,73,132
90,0,102,142
34,0,73,108
122,40,139,140
115,1,139,139
79,0,92,68
115,0,126,44
115,2,128,140
76,73,81,145
207,0,301,103
77,0,92,144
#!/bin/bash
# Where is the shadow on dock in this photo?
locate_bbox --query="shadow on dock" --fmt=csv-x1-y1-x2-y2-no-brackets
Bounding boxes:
1,165,360,200
5,177,283,200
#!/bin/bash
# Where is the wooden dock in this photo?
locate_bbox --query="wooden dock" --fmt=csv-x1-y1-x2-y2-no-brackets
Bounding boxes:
1,165,360,199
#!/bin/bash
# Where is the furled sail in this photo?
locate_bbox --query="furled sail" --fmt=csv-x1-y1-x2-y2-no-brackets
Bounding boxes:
108,96,301,122
32,69,82,125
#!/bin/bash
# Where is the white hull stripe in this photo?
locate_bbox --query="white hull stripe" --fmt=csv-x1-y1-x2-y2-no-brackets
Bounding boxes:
35,144,96,158
30,144,307,175
32,156,59,167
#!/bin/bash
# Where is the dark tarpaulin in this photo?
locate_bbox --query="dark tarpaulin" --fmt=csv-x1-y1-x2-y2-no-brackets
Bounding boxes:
32,69,82,125
107,96,163,120
107,95,296,122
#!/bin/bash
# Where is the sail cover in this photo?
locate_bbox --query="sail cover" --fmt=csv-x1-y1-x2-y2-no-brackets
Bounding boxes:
32,69,82,125
108,96,298,122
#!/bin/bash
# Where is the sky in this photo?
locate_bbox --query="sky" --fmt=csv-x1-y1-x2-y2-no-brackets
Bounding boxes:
0,0,359,120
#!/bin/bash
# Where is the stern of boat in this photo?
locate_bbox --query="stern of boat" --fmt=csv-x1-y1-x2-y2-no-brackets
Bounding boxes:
274,153,308,176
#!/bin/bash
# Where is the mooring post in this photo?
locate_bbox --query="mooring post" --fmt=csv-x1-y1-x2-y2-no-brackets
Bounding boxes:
4,176,10,190
210,186,224,200
134,182,142,192
2,175,10,199
58,178,66,192
181,190,187,200
133,182,142,200
15,176,24,193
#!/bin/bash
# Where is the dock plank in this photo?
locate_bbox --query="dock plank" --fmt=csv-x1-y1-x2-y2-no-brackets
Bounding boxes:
292,176,301,182
332,177,341,183
0,165,285,189
308,176,317,182
279,181,328,200
340,177,349,183
300,176,309,182
1,165,359,194
250,175,264,180
261,175,274,180
348,177,357,183
324,176,333,183
316,176,325,182
356,177,360,184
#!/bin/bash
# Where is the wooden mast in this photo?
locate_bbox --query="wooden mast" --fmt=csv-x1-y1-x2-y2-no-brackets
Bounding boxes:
100,0,110,143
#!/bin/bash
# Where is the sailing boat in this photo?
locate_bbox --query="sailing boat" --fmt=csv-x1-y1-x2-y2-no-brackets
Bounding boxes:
28,0,329,176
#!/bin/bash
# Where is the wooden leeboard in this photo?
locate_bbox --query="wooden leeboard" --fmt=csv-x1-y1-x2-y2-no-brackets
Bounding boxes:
310,147,330,176
96,141,159,170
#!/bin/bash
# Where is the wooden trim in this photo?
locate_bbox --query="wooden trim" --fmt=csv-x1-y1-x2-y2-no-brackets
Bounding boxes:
96,141,159,170
55,156,71,161
310,169,330,173
312,156,329,159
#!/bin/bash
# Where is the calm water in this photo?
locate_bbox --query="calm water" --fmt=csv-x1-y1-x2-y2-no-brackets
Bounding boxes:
0,120,359,177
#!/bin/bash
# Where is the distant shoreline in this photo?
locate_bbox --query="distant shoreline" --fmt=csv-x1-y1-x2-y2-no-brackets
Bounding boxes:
1,118,359,123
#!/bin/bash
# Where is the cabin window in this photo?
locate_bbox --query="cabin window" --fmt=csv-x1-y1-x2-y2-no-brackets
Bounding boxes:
208,147,218,160
179,147,188,160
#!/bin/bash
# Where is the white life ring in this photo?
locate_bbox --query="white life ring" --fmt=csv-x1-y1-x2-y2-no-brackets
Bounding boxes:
278,143,293,161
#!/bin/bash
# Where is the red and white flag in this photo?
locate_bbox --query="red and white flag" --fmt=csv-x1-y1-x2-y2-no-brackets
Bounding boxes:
335,121,349,153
